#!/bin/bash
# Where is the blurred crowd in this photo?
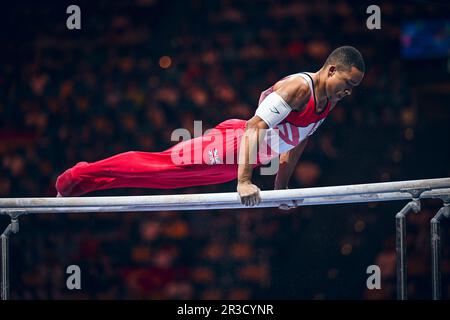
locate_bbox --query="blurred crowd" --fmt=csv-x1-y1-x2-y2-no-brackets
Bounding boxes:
0,0,449,299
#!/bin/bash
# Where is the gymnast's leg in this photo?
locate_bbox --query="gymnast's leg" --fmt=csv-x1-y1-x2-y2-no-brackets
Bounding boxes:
55,119,247,197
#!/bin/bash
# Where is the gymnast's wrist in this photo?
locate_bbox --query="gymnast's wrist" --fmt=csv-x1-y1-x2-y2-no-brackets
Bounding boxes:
238,179,252,185
274,182,288,190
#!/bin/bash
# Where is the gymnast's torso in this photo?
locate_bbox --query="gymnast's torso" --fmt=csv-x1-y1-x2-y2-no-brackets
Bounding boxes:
257,72,333,158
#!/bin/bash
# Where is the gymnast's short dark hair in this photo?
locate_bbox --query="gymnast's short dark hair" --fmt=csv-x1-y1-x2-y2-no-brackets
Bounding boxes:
324,46,365,73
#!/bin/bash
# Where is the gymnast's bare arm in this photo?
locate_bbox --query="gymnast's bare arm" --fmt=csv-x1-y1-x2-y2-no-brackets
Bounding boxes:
237,76,310,207
275,137,309,210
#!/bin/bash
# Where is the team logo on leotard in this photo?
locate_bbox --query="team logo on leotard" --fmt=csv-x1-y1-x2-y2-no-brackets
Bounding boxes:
208,148,221,165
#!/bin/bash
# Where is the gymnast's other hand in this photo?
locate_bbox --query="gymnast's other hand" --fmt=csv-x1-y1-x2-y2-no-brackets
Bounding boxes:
278,200,298,211
237,181,261,207
274,186,298,211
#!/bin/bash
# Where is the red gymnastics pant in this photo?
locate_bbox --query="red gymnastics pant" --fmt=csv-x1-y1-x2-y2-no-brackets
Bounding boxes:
55,119,265,197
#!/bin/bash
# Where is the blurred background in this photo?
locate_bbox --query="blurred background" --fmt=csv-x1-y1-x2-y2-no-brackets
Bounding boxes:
0,0,449,299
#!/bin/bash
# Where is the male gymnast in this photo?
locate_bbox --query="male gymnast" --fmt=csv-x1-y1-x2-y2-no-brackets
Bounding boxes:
56,46,365,209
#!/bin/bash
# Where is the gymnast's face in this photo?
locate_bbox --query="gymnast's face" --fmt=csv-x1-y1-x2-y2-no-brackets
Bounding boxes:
325,65,364,102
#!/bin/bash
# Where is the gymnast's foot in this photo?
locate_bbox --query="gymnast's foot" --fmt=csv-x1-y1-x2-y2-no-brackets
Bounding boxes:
55,162,89,197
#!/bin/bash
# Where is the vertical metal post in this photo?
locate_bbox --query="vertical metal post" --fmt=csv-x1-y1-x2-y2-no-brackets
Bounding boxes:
1,218,19,300
431,205,449,300
396,210,407,300
1,229,10,300
395,200,421,300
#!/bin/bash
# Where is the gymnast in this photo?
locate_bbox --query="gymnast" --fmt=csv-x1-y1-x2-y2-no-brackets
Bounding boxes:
56,46,365,209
